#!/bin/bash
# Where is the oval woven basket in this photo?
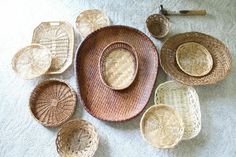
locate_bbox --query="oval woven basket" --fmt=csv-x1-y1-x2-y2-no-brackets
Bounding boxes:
154,80,201,140
29,79,76,127
160,32,232,85
56,119,99,157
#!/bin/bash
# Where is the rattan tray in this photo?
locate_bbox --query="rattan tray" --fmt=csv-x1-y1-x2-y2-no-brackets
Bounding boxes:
75,25,159,121
29,79,76,127
32,21,74,74
99,41,138,90
160,32,232,85
140,104,184,148
154,80,201,140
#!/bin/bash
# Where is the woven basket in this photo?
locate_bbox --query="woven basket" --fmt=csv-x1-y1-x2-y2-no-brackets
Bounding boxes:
12,44,52,79
56,119,99,157
160,32,232,85
29,79,76,127
32,21,74,74
76,9,110,38
154,80,201,140
146,14,170,39
99,41,138,90
140,104,184,148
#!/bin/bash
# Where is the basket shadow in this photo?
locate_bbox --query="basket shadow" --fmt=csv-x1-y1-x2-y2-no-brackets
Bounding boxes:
94,136,111,157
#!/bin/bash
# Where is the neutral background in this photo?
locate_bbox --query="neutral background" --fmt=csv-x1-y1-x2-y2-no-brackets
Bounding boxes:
0,0,235,157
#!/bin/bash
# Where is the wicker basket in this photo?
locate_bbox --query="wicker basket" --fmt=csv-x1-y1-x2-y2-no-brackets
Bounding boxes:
99,41,138,90
32,21,74,74
29,79,76,127
12,44,52,79
154,80,201,140
140,104,184,148
160,32,232,85
56,119,99,157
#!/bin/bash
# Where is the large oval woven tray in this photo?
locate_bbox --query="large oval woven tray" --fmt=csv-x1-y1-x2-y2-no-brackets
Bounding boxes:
32,21,74,74
154,80,201,140
160,32,232,85
75,25,159,122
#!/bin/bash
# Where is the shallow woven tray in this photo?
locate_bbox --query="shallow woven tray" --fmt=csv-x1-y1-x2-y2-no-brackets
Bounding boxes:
176,42,213,77
32,21,74,74
75,25,159,121
154,80,201,140
76,9,110,38
12,44,52,79
140,104,184,148
146,14,170,39
29,79,76,127
56,119,99,157
160,32,232,85
99,41,138,90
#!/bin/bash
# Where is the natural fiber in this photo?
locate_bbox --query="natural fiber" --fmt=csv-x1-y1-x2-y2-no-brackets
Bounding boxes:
32,21,74,74
99,41,138,90
176,42,213,77
75,25,159,121
56,119,99,157
29,79,76,127
160,32,232,85
154,80,201,140
12,44,51,79
76,9,110,38
140,104,184,148
146,14,170,39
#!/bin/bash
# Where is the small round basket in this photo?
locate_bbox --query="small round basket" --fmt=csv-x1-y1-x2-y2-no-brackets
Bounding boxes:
29,79,76,127
56,119,99,157
146,14,170,39
140,104,184,148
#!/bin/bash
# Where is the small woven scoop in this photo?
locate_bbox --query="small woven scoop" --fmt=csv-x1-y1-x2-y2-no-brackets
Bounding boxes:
140,104,184,148
56,119,99,157
176,42,213,77
29,79,76,127
99,42,138,90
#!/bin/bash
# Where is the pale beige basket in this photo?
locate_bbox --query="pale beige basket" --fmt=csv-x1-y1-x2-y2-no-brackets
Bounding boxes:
12,44,52,79
140,104,184,148
176,42,213,77
56,119,99,157
32,21,74,74
154,80,201,140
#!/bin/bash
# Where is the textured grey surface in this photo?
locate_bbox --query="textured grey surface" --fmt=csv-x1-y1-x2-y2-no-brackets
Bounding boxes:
0,0,236,157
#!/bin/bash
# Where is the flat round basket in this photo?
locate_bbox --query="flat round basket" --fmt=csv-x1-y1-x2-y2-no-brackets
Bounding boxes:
154,80,201,140
176,42,213,77
76,9,110,38
75,25,159,121
32,21,74,74
140,104,184,148
12,44,52,79
99,41,138,90
29,79,76,127
56,119,99,157
160,32,232,85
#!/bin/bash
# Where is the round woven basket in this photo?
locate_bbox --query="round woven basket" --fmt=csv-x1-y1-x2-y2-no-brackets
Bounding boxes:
29,79,76,127
160,32,232,85
56,119,99,157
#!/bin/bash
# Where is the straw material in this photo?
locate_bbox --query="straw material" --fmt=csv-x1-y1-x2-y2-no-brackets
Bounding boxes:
76,9,110,38
160,32,232,85
75,25,159,121
176,42,213,77
154,80,201,140
146,14,170,39
29,79,76,127
99,42,138,90
12,44,51,79
32,21,74,74
140,104,184,148
56,119,99,157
